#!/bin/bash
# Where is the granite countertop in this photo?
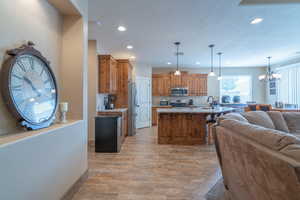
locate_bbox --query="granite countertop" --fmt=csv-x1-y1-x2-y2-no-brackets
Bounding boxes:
157,106,236,114
98,108,128,113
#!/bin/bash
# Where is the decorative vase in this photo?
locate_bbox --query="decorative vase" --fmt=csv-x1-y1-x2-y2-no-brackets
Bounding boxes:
59,102,68,123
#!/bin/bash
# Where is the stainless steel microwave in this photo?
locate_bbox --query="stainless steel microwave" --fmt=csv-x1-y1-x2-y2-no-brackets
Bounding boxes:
170,88,188,96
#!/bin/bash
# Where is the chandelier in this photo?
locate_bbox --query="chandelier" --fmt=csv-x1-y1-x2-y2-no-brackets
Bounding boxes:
258,56,281,81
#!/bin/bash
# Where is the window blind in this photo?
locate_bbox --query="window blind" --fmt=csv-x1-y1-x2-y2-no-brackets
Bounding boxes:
277,63,300,106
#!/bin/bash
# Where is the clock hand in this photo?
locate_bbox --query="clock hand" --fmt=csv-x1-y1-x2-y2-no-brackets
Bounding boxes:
23,77,42,97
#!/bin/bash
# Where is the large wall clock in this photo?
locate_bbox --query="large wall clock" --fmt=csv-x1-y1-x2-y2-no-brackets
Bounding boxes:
0,42,58,130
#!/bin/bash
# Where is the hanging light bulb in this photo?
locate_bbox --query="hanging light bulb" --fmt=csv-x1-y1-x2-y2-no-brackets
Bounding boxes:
174,42,182,76
208,44,216,77
217,52,223,80
258,56,282,81
174,70,181,76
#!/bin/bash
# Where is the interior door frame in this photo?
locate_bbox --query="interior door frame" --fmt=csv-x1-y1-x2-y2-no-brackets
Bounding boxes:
135,76,152,129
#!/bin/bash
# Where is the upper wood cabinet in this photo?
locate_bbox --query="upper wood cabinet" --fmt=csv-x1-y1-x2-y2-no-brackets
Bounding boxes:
184,74,208,96
152,72,208,96
152,74,170,96
115,59,133,108
169,72,188,88
98,55,118,94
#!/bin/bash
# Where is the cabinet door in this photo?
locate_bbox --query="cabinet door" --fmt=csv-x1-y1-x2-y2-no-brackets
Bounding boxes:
161,75,170,96
110,58,118,94
152,107,157,126
194,74,208,96
170,73,182,88
152,74,160,96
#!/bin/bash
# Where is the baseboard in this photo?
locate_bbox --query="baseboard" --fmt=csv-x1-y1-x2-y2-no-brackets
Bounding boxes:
88,140,94,147
61,170,88,200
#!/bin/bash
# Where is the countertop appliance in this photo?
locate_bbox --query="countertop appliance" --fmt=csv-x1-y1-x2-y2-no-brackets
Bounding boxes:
170,88,188,97
160,99,169,106
170,99,187,107
188,99,194,106
104,94,116,110
95,115,122,153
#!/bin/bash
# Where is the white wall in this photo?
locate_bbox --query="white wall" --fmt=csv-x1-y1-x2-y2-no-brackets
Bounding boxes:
0,0,62,136
266,57,300,105
0,1,89,199
88,40,98,141
0,121,87,200
152,67,267,104
134,63,152,78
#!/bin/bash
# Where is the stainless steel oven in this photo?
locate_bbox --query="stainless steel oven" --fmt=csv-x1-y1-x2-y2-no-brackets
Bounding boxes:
170,88,188,97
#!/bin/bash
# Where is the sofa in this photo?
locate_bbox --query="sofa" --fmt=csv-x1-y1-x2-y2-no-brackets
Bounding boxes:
213,111,300,200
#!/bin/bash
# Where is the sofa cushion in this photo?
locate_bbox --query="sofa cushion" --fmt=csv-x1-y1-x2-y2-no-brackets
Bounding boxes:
280,144,300,161
282,112,300,135
267,111,290,133
219,119,300,151
219,113,249,123
242,111,275,129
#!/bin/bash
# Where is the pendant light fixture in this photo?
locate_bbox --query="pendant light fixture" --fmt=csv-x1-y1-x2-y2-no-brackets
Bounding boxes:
217,52,223,81
258,56,281,81
208,44,216,76
174,42,182,76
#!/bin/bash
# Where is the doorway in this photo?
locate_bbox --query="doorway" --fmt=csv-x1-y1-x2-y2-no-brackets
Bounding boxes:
135,76,151,129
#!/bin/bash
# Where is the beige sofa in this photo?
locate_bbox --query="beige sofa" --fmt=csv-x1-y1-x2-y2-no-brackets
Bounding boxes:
214,111,300,200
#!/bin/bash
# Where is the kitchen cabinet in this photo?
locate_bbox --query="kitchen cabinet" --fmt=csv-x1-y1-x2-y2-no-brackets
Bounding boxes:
97,109,128,142
115,59,133,108
152,72,208,96
152,74,170,96
184,74,208,96
152,106,172,126
98,55,118,94
170,71,188,88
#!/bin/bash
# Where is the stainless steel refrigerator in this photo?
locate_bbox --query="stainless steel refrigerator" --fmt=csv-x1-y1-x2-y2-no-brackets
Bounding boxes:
128,82,137,136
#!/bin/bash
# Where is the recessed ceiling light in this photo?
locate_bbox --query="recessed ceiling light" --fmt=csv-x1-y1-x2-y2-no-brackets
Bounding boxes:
196,62,201,65
127,45,133,49
251,18,263,24
167,62,172,65
118,26,127,32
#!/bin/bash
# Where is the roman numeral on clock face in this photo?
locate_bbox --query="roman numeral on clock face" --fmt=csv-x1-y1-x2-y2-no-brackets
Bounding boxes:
29,57,34,70
12,85,22,91
17,61,26,72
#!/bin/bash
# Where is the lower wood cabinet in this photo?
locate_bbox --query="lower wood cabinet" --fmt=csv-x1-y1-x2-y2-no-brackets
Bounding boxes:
152,106,172,126
97,110,128,143
158,113,206,145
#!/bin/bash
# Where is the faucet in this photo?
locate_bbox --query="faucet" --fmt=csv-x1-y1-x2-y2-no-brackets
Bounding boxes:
207,96,214,109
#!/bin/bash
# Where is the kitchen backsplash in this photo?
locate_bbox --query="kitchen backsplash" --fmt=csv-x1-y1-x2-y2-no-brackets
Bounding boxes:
152,96,209,106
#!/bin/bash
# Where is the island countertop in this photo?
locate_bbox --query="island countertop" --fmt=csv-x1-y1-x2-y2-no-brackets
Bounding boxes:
157,106,236,114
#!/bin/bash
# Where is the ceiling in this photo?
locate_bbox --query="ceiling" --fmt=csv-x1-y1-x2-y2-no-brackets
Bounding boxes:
88,0,300,68
240,0,300,5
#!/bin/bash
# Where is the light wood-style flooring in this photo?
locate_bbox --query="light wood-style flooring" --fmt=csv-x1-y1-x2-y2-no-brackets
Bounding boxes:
72,127,221,200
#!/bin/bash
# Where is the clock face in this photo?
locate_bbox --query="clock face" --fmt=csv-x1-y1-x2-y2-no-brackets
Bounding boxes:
9,54,57,124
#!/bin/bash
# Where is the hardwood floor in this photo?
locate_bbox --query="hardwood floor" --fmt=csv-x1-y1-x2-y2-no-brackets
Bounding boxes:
72,127,221,200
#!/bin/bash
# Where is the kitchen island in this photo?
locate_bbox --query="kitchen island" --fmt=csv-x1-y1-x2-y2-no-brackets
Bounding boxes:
157,107,235,145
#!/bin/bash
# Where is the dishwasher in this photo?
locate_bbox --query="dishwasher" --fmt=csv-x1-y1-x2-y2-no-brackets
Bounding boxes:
95,115,122,153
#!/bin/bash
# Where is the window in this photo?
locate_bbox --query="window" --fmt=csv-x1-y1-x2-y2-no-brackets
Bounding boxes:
277,64,300,106
220,76,252,103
